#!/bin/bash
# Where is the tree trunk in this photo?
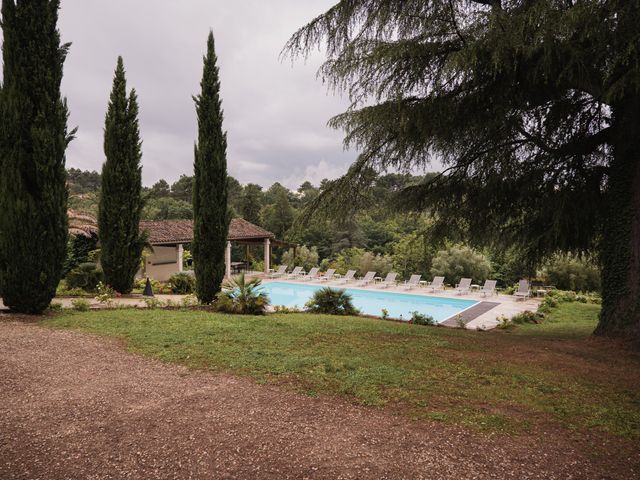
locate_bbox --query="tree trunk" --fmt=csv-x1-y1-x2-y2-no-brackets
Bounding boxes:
595,99,640,341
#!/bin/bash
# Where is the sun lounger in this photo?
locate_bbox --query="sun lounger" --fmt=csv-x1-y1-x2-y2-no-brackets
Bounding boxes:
426,276,445,292
355,271,376,287
514,279,530,300
301,267,320,281
379,272,398,288
269,265,287,278
317,269,336,282
455,278,472,294
403,274,421,290
286,266,303,279
336,270,356,284
480,279,497,296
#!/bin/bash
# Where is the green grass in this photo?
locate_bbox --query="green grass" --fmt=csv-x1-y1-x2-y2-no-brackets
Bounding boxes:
42,302,640,437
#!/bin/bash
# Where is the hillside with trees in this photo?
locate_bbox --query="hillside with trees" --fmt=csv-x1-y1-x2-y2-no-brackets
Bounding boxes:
63,166,600,292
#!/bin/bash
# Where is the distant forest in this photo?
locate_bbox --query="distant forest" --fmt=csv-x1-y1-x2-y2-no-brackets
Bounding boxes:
66,168,600,291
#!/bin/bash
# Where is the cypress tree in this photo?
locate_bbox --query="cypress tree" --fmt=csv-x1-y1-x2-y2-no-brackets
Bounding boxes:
0,0,72,313
98,57,145,294
193,32,230,304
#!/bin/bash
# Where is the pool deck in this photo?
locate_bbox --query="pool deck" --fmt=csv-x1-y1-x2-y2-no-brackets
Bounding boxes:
261,278,540,330
1,278,539,331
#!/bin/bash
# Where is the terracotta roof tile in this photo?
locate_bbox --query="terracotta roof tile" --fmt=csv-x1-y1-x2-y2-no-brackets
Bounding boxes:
139,218,274,245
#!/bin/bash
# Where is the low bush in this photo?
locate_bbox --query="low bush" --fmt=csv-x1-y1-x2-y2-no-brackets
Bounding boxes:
511,310,544,324
410,311,435,326
47,302,63,313
496,315,513,329
71,298,91,312
143,297,164,309
95,282,116,306
65,262,104,292
214,274,270,315
455,315,469,329
169,272,195,294
181,294,198,308
305,287,359,316
538,295,559,314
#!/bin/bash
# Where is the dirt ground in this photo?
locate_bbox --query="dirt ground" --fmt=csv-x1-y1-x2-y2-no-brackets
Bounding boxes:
1,319,638,479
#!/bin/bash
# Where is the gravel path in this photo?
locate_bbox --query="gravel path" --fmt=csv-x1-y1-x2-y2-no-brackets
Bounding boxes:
0,320,636,479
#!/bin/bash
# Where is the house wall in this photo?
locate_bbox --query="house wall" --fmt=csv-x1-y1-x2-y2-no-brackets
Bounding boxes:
143,245,181,282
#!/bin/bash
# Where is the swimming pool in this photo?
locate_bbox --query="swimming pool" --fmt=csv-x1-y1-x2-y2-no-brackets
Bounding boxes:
261,281,478,323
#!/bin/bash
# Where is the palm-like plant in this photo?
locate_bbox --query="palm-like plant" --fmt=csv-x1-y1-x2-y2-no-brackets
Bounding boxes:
215,274,270,315
305,287,359,316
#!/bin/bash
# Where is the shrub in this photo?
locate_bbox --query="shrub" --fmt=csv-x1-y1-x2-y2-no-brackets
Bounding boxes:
538,295,559,314
65,262,105,292
305,287,359,315
326,247,392,277
540,253,600,292
95,281,116,303
511,310,544,324
359,251,393,278
410,311,435,325
496,315,513,329
281,245,319,272
47,302,63,313
430,245,491,286
214,274,270,315
181,294,198,308
169,272,195,294
71,298,91,312
455,315,469,329
502,285,516,295
143,297,164,309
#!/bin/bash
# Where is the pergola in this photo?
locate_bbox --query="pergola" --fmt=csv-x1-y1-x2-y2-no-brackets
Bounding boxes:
139,218,293,281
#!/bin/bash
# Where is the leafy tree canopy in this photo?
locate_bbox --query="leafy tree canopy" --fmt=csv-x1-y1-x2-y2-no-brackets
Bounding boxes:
285,0,640,339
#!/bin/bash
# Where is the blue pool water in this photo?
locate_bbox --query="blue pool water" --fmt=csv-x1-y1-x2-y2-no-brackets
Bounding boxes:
261,281,478,323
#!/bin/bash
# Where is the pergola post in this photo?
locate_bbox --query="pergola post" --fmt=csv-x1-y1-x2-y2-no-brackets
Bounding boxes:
264,238,270,274
225,241,232,279
177,244,184,273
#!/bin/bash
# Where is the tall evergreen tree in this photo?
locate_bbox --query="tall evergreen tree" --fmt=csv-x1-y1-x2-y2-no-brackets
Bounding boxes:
0,0,72,313
98,57,145,294
286,0,640,340
241,183,263,225
193,31,230,303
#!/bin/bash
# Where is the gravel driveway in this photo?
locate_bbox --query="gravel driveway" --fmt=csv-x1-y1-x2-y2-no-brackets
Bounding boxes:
0,320,637,479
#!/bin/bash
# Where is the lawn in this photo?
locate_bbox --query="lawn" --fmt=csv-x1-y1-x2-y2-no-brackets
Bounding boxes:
43,302,640,438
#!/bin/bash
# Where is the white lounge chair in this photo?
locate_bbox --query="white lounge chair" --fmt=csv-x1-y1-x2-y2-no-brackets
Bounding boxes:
301,267,320,281
426,276,445,292
403,274,421,290
355,271,376,287
317,269,336,282
379,272,398,288
455,278,472,294
514,279,530,300
336,270,356,284
269,265,287,278
480,279,497,297
286,266,303,279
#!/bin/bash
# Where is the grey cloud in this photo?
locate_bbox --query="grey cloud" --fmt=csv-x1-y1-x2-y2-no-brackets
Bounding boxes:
58,0,356,189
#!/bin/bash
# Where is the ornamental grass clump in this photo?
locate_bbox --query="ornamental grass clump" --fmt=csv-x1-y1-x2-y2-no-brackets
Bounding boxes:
305,287,359,316
214,274,269,315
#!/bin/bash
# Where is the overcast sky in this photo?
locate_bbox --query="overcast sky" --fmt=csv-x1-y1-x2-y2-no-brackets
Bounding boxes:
58,0,356,189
